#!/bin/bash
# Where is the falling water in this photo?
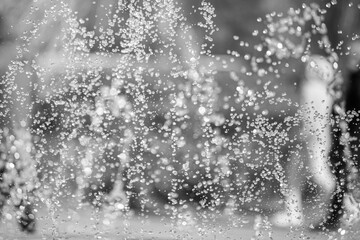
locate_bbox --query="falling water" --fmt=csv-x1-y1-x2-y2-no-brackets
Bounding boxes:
1,0,360,239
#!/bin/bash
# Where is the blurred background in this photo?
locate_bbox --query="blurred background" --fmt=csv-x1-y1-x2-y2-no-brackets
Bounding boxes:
0,0,357,236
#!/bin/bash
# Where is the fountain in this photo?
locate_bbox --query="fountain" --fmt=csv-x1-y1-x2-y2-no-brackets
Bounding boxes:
0,0,360,239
